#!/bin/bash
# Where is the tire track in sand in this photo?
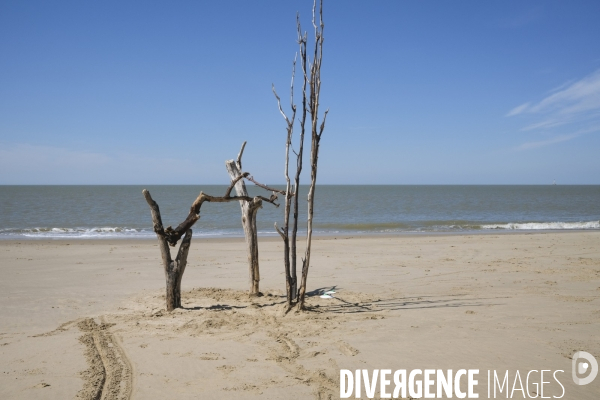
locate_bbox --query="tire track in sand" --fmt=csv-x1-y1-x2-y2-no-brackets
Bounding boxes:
77,318,132,400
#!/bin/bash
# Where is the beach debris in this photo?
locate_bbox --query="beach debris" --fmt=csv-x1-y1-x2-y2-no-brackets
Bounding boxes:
320,289,337,299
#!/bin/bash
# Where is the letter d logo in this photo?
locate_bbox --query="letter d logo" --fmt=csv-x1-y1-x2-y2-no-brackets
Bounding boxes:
572,351,598,385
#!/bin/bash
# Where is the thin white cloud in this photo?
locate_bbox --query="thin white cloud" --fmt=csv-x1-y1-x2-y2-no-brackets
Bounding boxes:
521,118,566,131
511,69,600,118
521,109,600,131
506,102,531,117
545,79,574,95
515,133,581,151
514,125,600,151
507,69,600,150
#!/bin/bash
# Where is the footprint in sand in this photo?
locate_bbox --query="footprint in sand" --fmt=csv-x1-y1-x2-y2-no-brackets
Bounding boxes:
337,341,359,356
216,365,237,374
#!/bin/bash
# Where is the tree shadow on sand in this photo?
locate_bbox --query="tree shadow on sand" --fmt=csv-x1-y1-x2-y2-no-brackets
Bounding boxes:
179,286,505,315
305,285,505,314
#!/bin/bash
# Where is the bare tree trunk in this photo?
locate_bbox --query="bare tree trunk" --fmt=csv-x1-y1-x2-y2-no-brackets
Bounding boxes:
273,96,294,306
143,189,193,311
291,16,308,302
246,200,262,295
298,0,328,310
273,1,328,309
168,229,192,309
226,143,263,296
273,17,306,305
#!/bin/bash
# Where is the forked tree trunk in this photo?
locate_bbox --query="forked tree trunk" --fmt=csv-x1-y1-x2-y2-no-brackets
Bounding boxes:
166,230,192,310
226,155,263,296
143,189,193,311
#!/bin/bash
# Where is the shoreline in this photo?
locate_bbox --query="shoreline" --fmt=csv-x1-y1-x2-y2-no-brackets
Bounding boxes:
0,227,597,244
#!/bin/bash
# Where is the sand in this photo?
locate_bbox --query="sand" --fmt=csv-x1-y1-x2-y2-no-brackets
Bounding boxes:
1,232,599,399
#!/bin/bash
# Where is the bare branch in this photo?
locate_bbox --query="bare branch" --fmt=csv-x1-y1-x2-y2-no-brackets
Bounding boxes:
142,189,172,264
320,0,324,31
224,172,249,198
290,54,297,111
272,85,292,127
175,229,192,263
236,141,247,169
245,175,291,196
318,109,329,139
161,181,277,247
274,222,286,240
197,192,277,207
257,194,279,208
312,0,317,31
297,14,309,88
142,189,166,236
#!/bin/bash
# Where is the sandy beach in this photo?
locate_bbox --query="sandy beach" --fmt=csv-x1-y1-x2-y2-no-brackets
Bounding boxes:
1,232,599,399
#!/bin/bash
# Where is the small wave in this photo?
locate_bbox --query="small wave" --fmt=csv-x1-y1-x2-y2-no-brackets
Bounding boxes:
1,220,598,239
481,221,600,230
0,227,248,239
6,227,156,239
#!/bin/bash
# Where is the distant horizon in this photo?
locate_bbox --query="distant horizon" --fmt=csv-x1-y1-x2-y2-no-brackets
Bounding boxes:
1,183,598,186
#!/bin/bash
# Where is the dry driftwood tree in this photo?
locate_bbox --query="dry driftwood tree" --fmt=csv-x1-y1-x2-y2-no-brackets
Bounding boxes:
143,171,278,311
274,0,328,310
225,142,264,296
143,189,192,311
273,56,298,306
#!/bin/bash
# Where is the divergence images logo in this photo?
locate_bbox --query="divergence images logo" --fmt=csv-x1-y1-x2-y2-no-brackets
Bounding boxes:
572,351,598,386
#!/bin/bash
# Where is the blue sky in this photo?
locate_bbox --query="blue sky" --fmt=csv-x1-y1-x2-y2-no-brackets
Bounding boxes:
1,0,599,184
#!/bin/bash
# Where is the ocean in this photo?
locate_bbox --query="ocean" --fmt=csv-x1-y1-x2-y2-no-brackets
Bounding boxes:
0,185,599,239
